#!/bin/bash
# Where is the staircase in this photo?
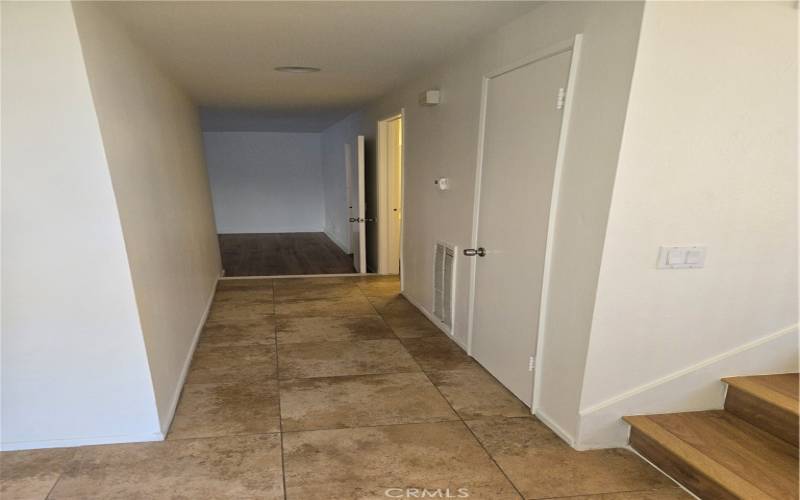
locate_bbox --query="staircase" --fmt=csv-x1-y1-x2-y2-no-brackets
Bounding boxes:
624,373,799,499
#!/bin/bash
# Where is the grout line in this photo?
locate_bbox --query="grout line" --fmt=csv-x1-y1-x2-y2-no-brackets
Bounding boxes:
271,280,289,500
534,486,691,500
392,316,528,500
44,472,64,499
279,418,464,435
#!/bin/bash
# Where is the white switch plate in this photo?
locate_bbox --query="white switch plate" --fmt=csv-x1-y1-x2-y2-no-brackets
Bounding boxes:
657,246,706,269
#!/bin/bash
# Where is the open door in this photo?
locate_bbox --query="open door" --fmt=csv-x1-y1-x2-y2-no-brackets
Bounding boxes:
350,135,367,273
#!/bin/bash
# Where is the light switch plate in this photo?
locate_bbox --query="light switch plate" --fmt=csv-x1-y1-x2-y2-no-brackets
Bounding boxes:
657,246,706,269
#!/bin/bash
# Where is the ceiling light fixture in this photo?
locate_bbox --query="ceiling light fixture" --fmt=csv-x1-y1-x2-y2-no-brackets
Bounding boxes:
274,66,321,73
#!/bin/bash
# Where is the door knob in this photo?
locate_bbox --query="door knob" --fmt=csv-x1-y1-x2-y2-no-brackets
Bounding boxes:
463,247,486,257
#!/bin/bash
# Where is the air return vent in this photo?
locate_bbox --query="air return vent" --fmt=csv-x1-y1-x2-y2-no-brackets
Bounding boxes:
433,242,456,330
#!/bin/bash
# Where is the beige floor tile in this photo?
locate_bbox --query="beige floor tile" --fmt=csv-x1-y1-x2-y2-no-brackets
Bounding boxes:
402,336,476,372
168,381,280,440
198,317,275,348
278,339,419,379
275,293,377,317
366,294,418,315
49,435,283,499
214,286,274,303
356,278,401,297
465,417,676,499
566,489,692,499
274,279,361,301
428,365,530,419
207,297,273,322
276,316,395,344
283,421,521,500
186,344,276,384
280,372,458,431
0,447,76,500
216,278,274,292
276,276,357,287
381,312,444,338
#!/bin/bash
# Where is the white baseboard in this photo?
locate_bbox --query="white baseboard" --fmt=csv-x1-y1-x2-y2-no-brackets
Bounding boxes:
0,432,163,452
324,228,351,254
220,273,359,280
158,273,220,436
575,323,799,449
533,407,577,448
401,291,461,346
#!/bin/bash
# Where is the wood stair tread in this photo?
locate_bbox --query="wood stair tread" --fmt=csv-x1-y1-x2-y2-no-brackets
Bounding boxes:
722,373,799,416
625,410,799,499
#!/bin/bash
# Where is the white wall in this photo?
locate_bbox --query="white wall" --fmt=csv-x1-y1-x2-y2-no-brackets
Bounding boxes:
1,1,161,450
341,1,645,440
576,0,798,447
72,2,222,431
203,132,326,234
321,113,363,252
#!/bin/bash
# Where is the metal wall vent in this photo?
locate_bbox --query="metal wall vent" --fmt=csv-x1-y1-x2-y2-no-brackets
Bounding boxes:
433,242,456,329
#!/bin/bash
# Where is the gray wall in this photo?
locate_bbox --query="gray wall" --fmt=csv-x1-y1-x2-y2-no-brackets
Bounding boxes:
203,132,326,234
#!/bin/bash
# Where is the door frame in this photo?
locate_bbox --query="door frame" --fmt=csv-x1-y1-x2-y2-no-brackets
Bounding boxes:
376,109,406,286
465,34,583,410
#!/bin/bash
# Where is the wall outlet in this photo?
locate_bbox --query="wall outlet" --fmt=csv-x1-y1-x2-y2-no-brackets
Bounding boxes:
657,246,706,269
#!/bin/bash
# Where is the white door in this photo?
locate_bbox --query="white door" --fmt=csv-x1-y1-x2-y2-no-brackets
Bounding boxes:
469,49,573,404
386,118,403,274
351,135,367,273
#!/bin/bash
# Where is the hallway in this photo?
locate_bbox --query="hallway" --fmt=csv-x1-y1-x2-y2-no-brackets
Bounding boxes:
2,276,687,500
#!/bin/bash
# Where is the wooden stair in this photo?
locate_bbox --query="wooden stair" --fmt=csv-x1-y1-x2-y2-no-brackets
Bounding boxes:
624,373,799,499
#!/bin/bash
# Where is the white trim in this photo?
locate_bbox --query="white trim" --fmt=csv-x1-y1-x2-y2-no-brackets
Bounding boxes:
465,35,584,407
533,407,577,448
159,273,220,435
533,34,583,410
324,228,351,254
465,70,488,356
399,109,407,293
0,432,164,452
220,273,359,280
579,323,799,416
402,291,462,347
356,135,367,274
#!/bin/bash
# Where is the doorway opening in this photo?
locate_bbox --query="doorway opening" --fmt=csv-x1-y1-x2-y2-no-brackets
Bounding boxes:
375,113,405,277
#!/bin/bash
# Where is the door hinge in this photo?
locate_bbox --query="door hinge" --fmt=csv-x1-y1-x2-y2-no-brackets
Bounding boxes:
556,87,566,110
528,356,535,372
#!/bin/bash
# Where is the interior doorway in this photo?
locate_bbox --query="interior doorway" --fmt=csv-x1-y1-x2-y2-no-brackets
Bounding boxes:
466,37,581,406
376,113,404,276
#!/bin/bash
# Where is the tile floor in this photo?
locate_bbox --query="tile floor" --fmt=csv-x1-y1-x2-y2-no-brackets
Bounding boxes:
1,276,689,500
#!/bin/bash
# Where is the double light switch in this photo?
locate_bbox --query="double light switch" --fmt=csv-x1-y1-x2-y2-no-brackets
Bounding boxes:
657,246,706,269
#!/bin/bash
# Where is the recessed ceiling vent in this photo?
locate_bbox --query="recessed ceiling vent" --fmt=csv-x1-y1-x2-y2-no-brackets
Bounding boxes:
274,66,321,73
433,242,456,331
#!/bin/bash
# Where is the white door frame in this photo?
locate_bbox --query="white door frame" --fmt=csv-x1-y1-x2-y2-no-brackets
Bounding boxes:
356,135,367,273
465,34,583,411
376,109,406,285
